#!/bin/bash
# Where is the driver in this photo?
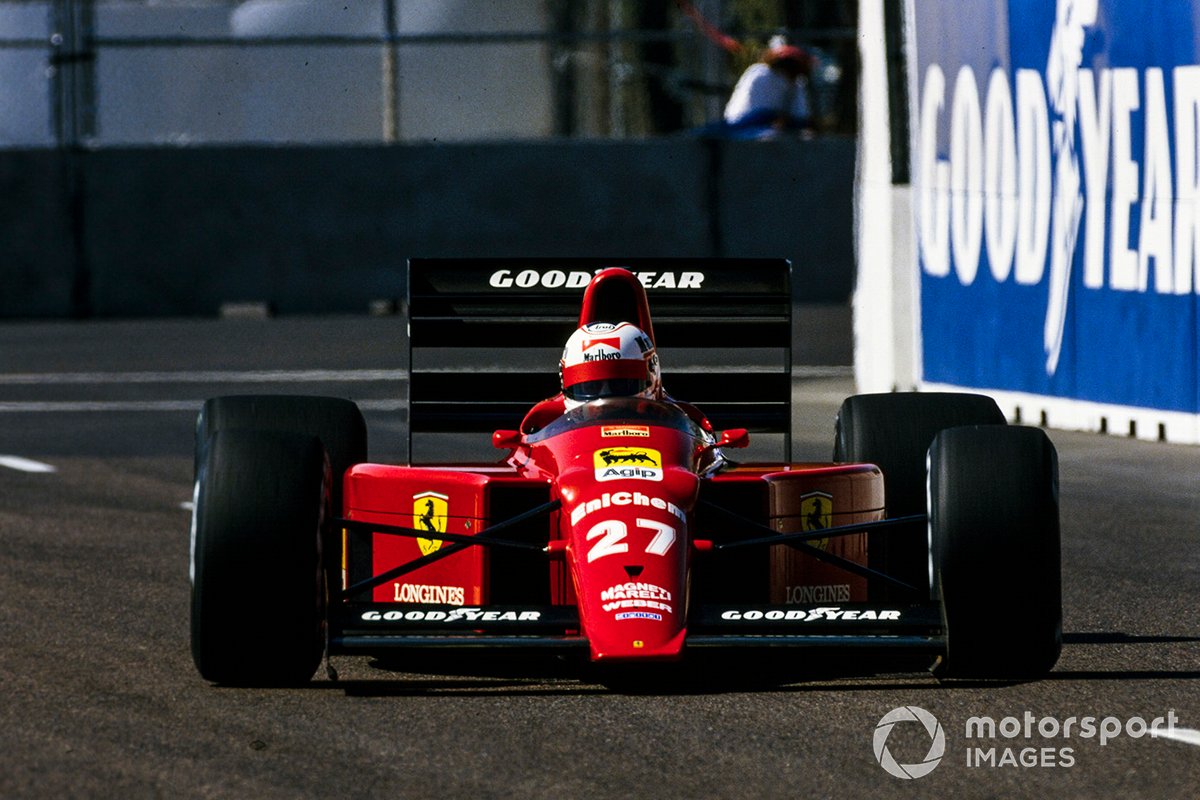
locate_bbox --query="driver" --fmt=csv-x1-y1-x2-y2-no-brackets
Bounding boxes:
560,321,661,409
520,321,711,435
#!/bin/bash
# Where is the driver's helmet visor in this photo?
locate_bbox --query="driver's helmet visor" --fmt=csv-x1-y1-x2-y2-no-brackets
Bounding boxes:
563,377,650,402
561,358,651,402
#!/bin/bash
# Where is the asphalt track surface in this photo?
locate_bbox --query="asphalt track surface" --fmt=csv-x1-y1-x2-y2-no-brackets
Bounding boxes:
1,314,1198,799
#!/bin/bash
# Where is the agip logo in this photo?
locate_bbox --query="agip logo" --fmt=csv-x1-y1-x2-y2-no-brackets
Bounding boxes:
594,447,662,482
412,491,449,556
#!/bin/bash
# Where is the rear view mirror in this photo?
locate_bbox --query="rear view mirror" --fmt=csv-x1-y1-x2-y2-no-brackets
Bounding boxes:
492,429,522,449
718,428,750,449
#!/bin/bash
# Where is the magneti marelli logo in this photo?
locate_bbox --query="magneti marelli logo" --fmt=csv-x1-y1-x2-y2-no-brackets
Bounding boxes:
874,706,946,779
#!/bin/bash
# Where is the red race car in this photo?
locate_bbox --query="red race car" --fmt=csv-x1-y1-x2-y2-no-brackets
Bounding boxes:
189,262,1061,686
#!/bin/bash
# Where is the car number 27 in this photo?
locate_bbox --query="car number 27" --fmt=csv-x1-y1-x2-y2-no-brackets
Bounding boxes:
586,518,677,563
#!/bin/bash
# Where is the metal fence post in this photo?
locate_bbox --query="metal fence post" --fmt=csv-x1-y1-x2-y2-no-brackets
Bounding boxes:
50,0,95,147
382,0,401,143
50,0,95,317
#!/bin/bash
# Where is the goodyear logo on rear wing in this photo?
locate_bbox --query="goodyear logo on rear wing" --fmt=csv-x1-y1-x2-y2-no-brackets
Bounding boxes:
488,269,705,290
594,447,662,482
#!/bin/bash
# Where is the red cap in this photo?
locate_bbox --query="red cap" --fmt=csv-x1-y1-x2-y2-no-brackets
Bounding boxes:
765,45,811,70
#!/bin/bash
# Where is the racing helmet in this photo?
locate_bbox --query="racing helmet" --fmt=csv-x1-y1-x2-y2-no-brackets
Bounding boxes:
560,322,661,405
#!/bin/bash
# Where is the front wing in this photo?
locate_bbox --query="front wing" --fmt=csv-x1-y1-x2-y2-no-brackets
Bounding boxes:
328,601,946,658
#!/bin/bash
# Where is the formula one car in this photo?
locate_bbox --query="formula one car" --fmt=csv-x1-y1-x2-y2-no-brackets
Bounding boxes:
189,262,1061,686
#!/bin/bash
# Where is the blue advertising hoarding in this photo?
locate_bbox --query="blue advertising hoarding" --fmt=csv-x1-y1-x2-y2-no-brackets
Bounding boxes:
911,0,1200,414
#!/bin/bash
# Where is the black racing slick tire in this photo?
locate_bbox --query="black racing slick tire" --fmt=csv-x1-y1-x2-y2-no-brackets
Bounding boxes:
832,392,1007,600
929,425,1062,679
190,430,330,686
195,395,367,507
194,395,368,581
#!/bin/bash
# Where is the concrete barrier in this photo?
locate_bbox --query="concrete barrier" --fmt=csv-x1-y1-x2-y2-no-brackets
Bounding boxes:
0,151,79,317
0,139,854,318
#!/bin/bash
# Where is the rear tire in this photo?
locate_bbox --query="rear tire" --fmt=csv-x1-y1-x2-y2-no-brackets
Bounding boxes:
929,425,1061,679
190,430,330,685
833,392,1006,600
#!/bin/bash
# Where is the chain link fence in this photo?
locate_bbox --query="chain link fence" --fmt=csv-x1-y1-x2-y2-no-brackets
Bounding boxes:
0,0,856,147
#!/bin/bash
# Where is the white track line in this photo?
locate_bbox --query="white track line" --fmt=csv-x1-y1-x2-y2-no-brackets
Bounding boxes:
1153,727,1200,747
0,401,202,413
0,367,850,383
0,399,407,413
0,369,406,385
0,455,57,473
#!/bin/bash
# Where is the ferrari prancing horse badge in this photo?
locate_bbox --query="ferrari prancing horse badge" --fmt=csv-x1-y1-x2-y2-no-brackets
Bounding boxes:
413,491,450,556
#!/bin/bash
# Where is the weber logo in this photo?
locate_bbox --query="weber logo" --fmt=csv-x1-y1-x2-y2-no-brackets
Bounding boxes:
601,580,673,615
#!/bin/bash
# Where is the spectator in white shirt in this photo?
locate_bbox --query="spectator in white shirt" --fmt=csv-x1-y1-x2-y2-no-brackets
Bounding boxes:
722,44,815,136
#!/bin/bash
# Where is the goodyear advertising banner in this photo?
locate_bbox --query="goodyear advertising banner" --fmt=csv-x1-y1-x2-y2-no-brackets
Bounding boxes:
912,0,1200,413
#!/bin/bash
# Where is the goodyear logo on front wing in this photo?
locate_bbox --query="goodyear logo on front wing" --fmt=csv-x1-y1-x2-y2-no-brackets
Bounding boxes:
412,491,449,556
594,447,662,482
800,491,833,552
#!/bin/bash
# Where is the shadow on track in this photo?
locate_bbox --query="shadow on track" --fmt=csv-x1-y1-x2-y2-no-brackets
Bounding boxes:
1063,632,1200,645
297,630,1200,696
306,652,944,696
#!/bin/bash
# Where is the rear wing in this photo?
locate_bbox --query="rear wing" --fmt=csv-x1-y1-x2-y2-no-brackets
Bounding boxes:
405,258,793,463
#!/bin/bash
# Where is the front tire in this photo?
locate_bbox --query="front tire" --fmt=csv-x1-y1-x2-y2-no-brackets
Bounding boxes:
929,425,1061,679
194,394,367,587
190,430,330,685
194,395,367,509
833,392,1007,600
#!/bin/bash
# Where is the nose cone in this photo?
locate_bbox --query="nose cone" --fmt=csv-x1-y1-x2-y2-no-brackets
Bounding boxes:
559,466,697,662
571,557,690,660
